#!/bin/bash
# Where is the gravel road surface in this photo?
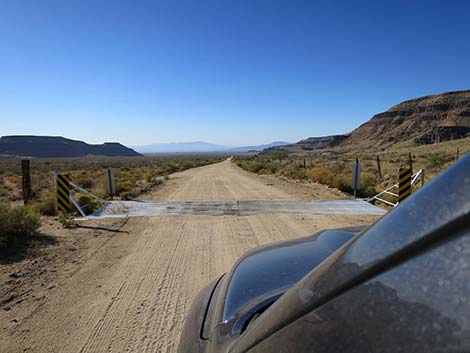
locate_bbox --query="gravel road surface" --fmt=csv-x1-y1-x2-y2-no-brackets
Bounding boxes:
1,160,381,353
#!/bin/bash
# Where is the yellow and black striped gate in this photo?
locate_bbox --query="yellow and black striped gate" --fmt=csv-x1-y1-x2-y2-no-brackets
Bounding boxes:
56,174,71,213
398,167,412,203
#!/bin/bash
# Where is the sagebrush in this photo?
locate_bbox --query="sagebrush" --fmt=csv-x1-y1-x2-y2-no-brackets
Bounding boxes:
0,155,225,215
0,202,42,247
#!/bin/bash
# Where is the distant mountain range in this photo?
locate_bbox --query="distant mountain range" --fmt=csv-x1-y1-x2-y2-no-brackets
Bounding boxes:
0,136,142,158
265,90,470,154
0,136,290,158
133,142,228,154
6,91,466,159
132,141,290,154
228,142,292,153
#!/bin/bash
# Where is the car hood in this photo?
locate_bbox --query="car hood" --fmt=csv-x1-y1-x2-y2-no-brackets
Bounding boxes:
230,155,470,353
220,226,364,336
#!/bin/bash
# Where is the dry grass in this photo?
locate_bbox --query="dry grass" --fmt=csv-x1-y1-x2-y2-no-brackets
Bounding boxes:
0,201,42,248
0,155,225,214
236,138,469,198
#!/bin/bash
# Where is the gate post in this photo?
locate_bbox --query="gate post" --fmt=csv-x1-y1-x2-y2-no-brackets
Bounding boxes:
398,168,412,203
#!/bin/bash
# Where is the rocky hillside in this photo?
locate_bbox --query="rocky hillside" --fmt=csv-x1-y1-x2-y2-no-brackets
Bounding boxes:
0,136,142,158
265,90,470,154
263,135,347,153
344,90,470,148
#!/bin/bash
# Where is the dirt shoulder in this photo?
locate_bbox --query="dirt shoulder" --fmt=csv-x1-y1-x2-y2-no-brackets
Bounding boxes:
142,159,349,201
1,218,129,338
1,159,380,353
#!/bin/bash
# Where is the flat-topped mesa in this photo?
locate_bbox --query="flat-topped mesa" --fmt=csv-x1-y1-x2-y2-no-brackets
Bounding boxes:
0,135,142,158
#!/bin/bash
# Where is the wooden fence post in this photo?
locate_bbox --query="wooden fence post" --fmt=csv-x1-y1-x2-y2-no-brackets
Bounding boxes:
21,159,32,205
352,157,361,199
107,168,115,199
456,147,460,160
376,155,382,180
408,152,413,171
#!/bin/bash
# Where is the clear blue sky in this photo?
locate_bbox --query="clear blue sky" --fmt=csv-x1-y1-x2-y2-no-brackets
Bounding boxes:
1,0,469,146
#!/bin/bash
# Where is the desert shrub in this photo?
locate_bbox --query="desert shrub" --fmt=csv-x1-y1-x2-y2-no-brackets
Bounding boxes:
427,152,445,170
0,202,42,247
361,172,377,189
306,167,376,197
115,180,132,194
237,158,307,179
362,185,378,198
0,186,9,198
0,156,223,204
255,161,282,174
258,168,270,175
243,161,265,173
119,191,131,200
271,150,289,161
33,192,57,216
77,195,99,215
164,161,181,173
331,173,352,193
75,176,94,189
59,216,76,228
281,164,306,179
145,173,154,183
307,168,335,185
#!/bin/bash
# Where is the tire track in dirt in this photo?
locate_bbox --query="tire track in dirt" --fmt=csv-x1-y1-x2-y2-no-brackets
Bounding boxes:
2,160,381,353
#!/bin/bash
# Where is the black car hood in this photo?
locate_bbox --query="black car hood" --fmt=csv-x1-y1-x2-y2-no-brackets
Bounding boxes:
221,226,364,336
230,155,470,353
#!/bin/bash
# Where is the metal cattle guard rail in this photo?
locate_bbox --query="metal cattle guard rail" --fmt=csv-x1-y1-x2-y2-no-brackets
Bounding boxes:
53,172,108,217
367,169,423,207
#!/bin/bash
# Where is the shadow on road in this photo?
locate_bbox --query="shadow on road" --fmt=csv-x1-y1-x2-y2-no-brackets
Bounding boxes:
76,224,129,234
0,233,57,265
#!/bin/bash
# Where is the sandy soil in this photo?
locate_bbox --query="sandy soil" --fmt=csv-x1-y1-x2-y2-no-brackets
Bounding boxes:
143,159,349,202
1,160,380,353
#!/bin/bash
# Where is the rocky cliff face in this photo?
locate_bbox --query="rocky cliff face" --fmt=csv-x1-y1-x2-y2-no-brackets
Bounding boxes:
264,134,348,153
264,90,470,155
0,136,142,158
297,135,349,149
342,90,470,148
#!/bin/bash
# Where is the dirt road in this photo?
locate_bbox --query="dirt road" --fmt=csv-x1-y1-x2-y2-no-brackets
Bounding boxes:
1,160,380,353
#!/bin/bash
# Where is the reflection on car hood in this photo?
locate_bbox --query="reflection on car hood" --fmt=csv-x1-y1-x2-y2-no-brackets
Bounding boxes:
230,154,470,353
223,228,360,322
